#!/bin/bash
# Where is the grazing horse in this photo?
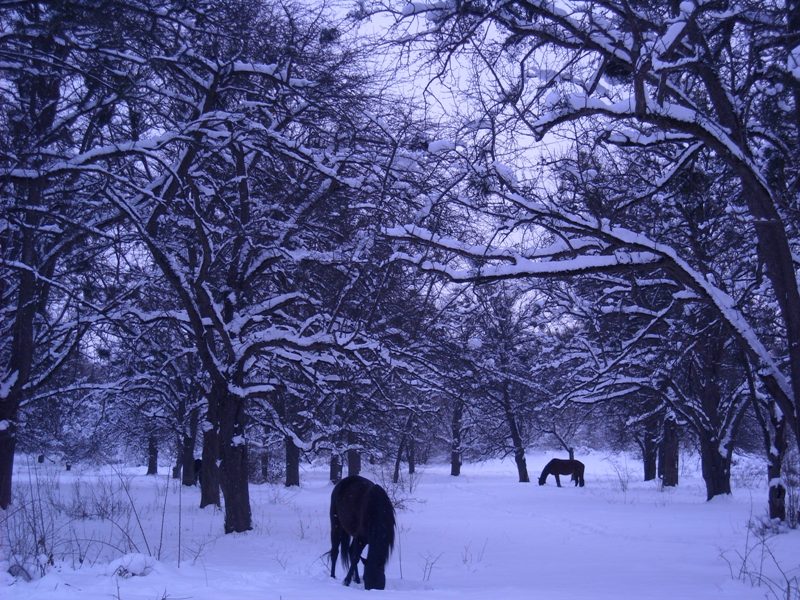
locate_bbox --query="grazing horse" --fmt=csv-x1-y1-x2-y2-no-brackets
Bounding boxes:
329,475,395,590
538,458,585,487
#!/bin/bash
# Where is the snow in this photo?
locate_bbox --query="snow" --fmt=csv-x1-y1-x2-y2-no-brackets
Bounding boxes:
401,1,455,17
427,139,456,154
3,452,797,600
0,369,18,399
105,554,157,577
790,45,800,81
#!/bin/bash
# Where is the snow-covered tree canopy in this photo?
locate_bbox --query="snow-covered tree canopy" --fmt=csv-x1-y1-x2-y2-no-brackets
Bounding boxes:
384,0,800,456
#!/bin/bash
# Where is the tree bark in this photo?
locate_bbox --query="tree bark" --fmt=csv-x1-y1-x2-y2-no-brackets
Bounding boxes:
393,435,406,485
346,430,361,477
260,450,270,482
200,417,221,508
502,386,529,482
660,415,679,487
146,435,158,475
347,448,361,478
450,399,464,477
285,436,300,487
218,395,251,533
752,387,788,520
699,436,732,500
642,419,658,481
513,447,530,483
0,423,16,509
767,413,787,521
181,408,200,486
330,454,342,483
181,435,197,485
172,446,182,479
407,437,416,475
393,413,414,484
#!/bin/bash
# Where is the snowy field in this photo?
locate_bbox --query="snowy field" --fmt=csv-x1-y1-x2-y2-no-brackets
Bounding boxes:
3,451,799,600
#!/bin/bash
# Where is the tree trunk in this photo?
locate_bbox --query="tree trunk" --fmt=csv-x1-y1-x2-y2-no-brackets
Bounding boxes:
218,396,251,533
450,399,464,477
643,438,657,481
393,413,414,484
346,431,361,477
502,386,529,482
513,447,529,483
181,408,200,486
393,435,406,485
767,411,787,521
347,448,361,478
200,421,221,509
146,435,158,475
181,434,197,486
768,409,787,520
0,422,16,509
450,449,462,477
752,389,788,520
1,236,37,508
699,436,732,500
747,354,788,521
260,450,270,482
642,419,658,481
219,439,251,532
407,437,416,475
172,444,182,479
660,415,679,487
330,454,342,483
285,436,300,487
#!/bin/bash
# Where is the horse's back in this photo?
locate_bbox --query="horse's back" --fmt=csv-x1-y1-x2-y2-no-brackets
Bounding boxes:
548,458,584,474
331,475,376,535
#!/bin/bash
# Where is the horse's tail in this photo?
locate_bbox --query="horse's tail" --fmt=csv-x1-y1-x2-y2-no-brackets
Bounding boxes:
329,491,351,574
339,531,352,571
367,484,396,561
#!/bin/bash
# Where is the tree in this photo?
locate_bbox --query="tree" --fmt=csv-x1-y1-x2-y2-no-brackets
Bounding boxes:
0,0,138,508
384,0,800,511
460,283,547,482
3,0,414,533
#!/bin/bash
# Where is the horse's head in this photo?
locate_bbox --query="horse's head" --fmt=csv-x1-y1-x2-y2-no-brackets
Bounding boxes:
537,474,547,485
362,558,386,590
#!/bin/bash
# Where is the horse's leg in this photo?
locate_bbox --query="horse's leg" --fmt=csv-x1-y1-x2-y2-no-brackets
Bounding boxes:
350,542,361,584
329,516,342,579
343,539,365,586
555,473,561,487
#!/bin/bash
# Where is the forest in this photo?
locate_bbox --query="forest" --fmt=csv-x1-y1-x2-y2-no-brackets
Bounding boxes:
2,0,800,589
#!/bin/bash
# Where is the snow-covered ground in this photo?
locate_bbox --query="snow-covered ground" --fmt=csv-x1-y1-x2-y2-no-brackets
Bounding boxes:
2,451,798,599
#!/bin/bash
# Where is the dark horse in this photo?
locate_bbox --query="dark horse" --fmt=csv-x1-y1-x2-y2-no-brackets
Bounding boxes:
329,475,396,590
538,458,585,487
